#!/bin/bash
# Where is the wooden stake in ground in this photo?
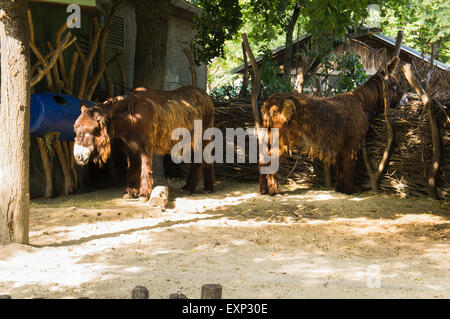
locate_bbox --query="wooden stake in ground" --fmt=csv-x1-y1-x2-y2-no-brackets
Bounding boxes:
54,140,74,195
241,33,261,129
362,31,403,192
240,42,249,98
36,137,53,198
183,43,197,88
0,0,31,244
315,76,331,188
402,63,441,199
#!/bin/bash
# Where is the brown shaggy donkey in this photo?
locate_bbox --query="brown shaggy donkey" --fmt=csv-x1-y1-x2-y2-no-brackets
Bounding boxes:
73,86,215,201
260,56,403,195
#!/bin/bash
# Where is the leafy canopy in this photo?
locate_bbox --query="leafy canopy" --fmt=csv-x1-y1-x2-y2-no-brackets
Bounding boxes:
189,0,243,64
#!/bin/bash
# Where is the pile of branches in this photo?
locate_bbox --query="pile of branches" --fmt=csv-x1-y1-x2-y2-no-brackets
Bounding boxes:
214,101,323,186
361,92,449,199
214,92,449,199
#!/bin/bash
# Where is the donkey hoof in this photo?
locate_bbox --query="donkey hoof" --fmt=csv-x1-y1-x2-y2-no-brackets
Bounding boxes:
181,185,194,194
268,190,282,196
123,193,133,200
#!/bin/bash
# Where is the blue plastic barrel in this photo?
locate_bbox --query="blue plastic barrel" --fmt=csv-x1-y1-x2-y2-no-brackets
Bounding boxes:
30,93,94,141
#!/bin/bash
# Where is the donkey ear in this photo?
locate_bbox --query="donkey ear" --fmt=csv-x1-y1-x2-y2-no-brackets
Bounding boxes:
281,99,296,123
80,102,90,113
387,56,400,75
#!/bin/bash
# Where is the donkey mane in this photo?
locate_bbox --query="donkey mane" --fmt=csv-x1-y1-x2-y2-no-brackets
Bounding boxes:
352,73,385,115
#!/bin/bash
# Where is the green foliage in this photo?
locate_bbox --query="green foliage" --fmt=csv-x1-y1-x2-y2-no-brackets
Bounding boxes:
304,52,367,95
209,83,243,103
333,53,367,93
380,0,450,63
190,0,448,96
248,0,299,42
190,0,243,64
259,46,293,97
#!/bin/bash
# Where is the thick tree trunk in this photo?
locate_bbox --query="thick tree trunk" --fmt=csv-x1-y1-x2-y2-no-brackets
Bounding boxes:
130,0,169,89
130,0,169,179
0,0,30,244
283,4,300,83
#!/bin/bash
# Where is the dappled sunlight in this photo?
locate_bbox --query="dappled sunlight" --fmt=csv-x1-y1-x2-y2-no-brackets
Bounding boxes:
172,191,258,214
306,193,337,201
30,210,219,246
0,245,109,288
0,182,448,298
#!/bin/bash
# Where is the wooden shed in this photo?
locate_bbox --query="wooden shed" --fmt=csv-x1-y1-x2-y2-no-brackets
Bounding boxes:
232,32,449,79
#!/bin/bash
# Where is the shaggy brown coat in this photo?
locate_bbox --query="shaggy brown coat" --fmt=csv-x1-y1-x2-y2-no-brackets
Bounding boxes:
260,57,402,195
74,86,215,200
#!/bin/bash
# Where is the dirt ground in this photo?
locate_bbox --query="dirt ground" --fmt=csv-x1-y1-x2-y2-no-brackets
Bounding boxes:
0,179,449,299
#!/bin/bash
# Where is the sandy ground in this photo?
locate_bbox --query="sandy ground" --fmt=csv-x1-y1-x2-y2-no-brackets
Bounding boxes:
0,179,449,299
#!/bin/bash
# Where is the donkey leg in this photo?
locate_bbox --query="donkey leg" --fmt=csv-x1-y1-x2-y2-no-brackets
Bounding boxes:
123,148,140,199
203,163,215,193
139,149,153,201
259,174,269,195
182,163,201,194
341,155,356,195
334,154,345,193
266,174,281,196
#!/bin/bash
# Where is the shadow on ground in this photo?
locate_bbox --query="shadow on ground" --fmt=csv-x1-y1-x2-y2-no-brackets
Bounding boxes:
0,179,448,299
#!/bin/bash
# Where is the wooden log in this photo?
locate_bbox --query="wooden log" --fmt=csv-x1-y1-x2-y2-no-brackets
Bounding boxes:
241,33,262,129
131,286,149,299
149,186,169,209
36,137,53,198
240,42,249,98
371,48,394,191
201,284,222,299
183,44,197,88
169,293,188,299
54,140,74,195
393,30,404,58
402,63,441,199
69,141,78,189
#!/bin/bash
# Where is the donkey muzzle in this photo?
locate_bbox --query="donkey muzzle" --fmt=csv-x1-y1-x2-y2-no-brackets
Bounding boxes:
74,143,92,166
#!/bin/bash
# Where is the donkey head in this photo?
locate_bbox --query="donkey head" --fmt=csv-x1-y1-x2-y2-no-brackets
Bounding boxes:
261,93,296,129
73,99,117,166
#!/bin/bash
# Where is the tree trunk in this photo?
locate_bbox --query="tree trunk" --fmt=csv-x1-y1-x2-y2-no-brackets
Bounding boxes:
283,4,300,83
0,0,30,244
130,0,169,178
130,0,169,89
